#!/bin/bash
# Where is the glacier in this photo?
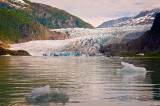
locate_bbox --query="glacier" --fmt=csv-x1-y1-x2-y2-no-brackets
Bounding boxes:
9,25,151,56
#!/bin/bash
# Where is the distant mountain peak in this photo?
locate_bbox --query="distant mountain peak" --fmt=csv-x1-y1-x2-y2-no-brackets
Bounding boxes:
97,17,131,28
97,8,160,28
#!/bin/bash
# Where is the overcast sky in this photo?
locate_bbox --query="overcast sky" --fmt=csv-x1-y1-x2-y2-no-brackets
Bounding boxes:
30,0,160,27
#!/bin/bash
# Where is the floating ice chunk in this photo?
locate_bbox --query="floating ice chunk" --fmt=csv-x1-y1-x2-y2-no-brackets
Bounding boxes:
29,85,50,98
137,53,144,56
118,62,146,72
117,62,147,82
20,56,30,58
1,54,11,56
26,85,69,104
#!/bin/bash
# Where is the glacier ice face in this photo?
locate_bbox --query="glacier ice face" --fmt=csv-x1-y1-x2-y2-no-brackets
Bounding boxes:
9,25,151,56
26,85,69,104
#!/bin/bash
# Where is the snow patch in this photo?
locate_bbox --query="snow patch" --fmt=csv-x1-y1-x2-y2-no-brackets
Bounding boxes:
6,0,28,9
13,0,27,4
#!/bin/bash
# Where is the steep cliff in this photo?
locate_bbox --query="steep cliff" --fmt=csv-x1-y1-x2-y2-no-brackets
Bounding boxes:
128,12,160,53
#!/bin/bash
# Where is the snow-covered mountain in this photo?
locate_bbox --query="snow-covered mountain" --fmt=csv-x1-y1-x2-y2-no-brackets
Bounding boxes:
97,17,131,28
98,8,160,28
9,25,151,56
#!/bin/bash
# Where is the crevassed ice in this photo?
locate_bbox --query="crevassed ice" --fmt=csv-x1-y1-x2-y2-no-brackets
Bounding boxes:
52,25,151,39
9,25,151,56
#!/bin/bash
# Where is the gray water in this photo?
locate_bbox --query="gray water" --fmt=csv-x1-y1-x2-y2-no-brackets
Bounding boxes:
0,56,160,106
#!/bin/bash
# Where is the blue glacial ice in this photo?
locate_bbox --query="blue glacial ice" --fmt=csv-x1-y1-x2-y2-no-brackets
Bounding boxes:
44,51,88,56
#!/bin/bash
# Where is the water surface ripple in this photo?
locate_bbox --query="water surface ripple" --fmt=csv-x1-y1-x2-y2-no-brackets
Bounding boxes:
0,56,160,106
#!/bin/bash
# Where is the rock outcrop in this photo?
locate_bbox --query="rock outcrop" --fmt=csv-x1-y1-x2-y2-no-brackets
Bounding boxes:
128,12,160,54
0,41,30,56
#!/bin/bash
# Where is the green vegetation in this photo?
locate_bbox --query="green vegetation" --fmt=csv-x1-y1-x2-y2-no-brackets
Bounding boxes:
0,9,42,42
0,0,94,43
122,53,160,57
0,1,94,29
28,3,94,29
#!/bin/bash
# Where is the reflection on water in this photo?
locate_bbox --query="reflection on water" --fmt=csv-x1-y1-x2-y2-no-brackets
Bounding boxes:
0,56,160,105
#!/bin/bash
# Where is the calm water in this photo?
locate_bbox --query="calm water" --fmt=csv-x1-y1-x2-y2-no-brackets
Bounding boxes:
0,56,160,106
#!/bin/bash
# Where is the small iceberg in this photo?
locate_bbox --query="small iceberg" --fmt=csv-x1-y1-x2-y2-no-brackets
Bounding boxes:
117,62,147,82
1,54,11,56
117,62,146,72
26,85,69,104
137,53,144,56
29,85,50,98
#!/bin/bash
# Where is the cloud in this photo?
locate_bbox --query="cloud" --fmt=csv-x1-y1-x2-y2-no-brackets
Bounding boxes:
30,0,160,27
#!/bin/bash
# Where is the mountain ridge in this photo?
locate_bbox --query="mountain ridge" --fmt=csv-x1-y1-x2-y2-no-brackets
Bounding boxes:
0,0,94,29
97,17,131,28
0,8,69,43
0,0,95,43
97,8,160,28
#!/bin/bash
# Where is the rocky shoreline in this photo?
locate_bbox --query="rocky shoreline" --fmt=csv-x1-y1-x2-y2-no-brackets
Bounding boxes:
0,41,30,56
